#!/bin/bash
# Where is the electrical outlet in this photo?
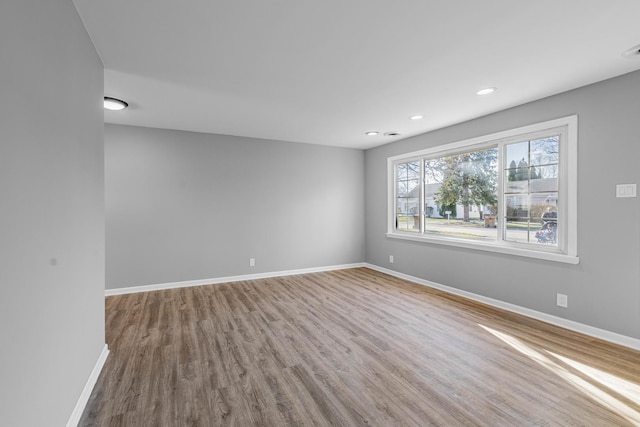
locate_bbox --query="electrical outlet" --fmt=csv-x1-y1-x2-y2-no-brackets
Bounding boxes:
249,258,255,267
556,293,568,308
389,255,394,263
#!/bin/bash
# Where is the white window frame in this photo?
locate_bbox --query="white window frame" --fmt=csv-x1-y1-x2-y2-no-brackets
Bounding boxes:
387,116,578,264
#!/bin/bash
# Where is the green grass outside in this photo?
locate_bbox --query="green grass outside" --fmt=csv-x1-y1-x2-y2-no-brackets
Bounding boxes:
399,216,544,231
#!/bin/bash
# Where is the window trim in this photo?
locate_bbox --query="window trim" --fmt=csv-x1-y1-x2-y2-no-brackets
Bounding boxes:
387,115,578,264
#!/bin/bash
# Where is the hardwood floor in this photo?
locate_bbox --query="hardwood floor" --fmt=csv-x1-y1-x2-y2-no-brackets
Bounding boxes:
80,268,640,426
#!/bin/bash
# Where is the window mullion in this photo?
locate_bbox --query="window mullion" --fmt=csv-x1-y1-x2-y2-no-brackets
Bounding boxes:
497,142,505,243
420,158,425,234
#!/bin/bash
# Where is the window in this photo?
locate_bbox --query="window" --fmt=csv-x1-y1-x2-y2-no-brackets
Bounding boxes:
387,116,578,264
396,161,421,232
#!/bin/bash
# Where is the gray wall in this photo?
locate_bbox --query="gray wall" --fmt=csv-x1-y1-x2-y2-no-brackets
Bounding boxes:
0,1,105,426
105,124,365,289
365,70,640,340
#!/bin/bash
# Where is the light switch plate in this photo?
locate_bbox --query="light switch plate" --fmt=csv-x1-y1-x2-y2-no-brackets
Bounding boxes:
616,183,636,198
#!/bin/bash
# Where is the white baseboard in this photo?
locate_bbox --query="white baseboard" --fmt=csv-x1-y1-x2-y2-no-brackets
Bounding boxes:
364,263,640,352
66,344,109,427
105,263,366,296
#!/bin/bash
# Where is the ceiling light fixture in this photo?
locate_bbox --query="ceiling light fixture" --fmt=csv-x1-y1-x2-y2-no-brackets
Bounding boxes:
365,131,379,136
476,87,496,96
409,115,423,120
623,43,640,58
104,97,128,111
384,132,401,137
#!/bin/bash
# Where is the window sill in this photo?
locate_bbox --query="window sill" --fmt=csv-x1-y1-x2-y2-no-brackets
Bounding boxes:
386,232,579,264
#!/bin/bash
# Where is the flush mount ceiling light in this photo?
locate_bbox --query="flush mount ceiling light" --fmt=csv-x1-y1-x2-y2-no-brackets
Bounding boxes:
623,43,640,58
409,115,423,120
104,97,128,111
476,87,497,96
384,132,401,137
365,131,379,136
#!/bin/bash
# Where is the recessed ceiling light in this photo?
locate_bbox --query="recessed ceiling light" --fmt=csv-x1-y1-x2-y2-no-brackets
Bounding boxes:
384,132,401,137
104,97,128,111
476,87,496,96
409,115,423,120
365,131,379,136
623,43,640,58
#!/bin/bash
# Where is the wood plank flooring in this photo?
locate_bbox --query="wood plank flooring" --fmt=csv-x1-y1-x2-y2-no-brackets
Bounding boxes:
80,268,640,426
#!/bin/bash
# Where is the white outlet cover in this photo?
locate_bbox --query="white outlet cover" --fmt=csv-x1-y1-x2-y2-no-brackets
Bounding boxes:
556,293,568,308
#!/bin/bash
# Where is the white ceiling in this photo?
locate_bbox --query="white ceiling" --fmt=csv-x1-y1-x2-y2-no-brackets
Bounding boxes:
73,0,640,149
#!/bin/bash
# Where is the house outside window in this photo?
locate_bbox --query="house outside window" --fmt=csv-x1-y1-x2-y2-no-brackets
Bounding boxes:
387,116,578,264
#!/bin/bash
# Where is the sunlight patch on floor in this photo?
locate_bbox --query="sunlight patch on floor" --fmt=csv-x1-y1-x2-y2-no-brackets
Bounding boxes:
547,351,640,405
479,324,640,425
